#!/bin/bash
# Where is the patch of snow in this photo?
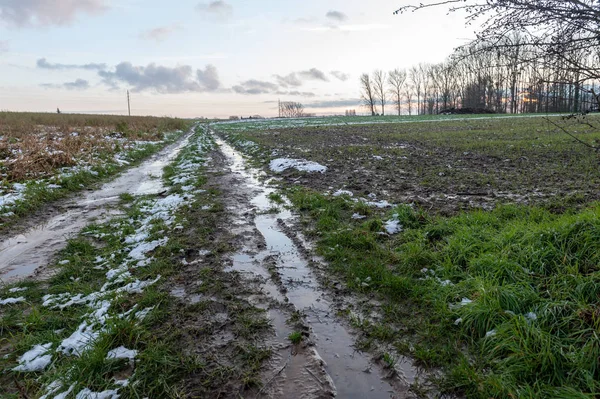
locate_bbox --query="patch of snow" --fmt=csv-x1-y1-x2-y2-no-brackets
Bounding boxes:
269,158,327,173
8,287,27,293
0,297,25,305
58,321,100,356
114,379,129,387
40,382,76,399
75,388,120,399
13,343,53,372
128,238,168,260
107,346,137,363
384,218,402,235
135,306,155,320
525,312,537,321
351,213,366,220
364,199,392,208
116,276,161,294
485,329,497,338
332,190,353,197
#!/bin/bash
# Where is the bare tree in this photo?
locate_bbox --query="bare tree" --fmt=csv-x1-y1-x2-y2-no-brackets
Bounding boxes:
280,101,305,118
395,0,600,105
404,85,414,116
388,68,407,116
409,66,423,115
373,70,387,116
360,73,377,116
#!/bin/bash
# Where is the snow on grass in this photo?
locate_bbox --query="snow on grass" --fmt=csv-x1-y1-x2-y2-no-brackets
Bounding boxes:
107,346,137,363
364,199,393,208
269,158,327,173
8,287,27,293
58,321,101,356
128,238,168,260
75,388,120,399
384,216,403,235
25,126,212,396
40,382,75,399
13,343,53,372
332,189,353,197
0,297,26,305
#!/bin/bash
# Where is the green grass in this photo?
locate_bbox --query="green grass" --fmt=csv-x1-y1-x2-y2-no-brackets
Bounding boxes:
214,114,600,215
285,187,600,397
0,127,189,233
0,124,214,398
288,331,303,344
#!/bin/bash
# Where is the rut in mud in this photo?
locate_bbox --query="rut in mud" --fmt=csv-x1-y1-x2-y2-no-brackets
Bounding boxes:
0,130,193,282
213,134,420,398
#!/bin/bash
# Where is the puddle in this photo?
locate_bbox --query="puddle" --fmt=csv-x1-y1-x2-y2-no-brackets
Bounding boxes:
0,130,194,282
216,136,416,398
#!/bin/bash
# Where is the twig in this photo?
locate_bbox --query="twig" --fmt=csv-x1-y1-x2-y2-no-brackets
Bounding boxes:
305,366,324,386
543,116,600,151
14,377,30,399
255,355,290,398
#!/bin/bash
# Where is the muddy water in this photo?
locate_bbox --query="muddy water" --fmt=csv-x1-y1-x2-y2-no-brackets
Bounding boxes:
0,130,194,282
216,137,416,398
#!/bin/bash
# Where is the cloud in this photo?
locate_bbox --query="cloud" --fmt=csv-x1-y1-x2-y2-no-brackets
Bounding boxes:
306,99,361,108
298,68,329,82
41,79,90,91
37,58,107,71
274,73,302,88
196,1,233,20
196,64,220,91
330,71,349,81
98,62,221,93
325,10,348,22
0,0,108,27
232,80,278,95
0,40,8,52
140,24,181,42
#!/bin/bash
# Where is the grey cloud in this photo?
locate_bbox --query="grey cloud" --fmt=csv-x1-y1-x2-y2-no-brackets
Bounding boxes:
37,58,107,71
196,1,233,20
196,64,220,91
98,62,221,93
232,80,278,95
306,99,361,108
325,10,348,22
330,71,349,81
0,40,8,52
274,73,302,88
0,0,107,27
298,68,329,82
140,24,181,42
41,78,90,91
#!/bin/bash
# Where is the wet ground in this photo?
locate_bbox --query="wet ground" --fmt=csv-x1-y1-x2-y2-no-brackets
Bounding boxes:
0,130,193,282
216,117,600,215
0,124,426,398
214,137,420,398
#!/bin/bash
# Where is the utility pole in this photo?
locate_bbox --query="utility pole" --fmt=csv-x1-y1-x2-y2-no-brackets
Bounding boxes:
127,90,131,116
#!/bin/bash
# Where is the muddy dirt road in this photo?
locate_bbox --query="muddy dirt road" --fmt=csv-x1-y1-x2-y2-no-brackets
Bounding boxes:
210,135,420,398
1,125,422,398
0,130,193,282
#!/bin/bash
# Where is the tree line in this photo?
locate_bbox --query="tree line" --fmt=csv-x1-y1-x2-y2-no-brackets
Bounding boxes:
361,35,599,116
362,0,600,116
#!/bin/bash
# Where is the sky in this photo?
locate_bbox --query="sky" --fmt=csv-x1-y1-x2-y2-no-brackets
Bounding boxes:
0,0,476,118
